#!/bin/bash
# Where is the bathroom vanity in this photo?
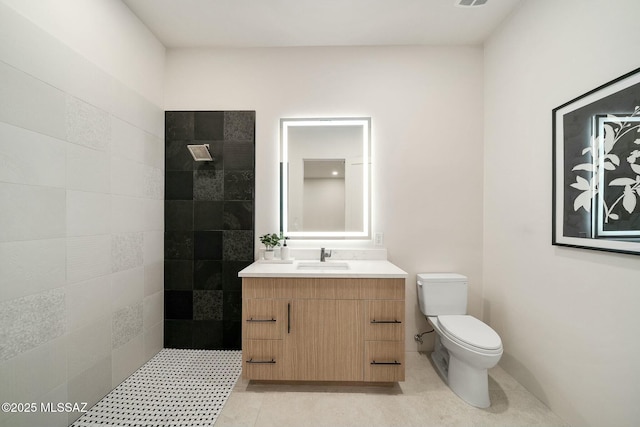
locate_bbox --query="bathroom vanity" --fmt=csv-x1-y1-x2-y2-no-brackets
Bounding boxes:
238,260,407,383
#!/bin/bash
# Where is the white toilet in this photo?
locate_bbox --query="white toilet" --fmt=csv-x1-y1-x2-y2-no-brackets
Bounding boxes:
417,273,503,408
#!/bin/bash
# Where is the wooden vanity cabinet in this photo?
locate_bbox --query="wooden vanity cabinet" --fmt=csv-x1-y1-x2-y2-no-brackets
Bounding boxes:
364,299,405,382
242,277,405,383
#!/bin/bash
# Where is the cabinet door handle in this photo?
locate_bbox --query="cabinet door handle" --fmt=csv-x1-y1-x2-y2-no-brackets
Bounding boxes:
287,303,291,334
246,358,276,364
370,319,402,324
246,318,277,322
371,360,402,365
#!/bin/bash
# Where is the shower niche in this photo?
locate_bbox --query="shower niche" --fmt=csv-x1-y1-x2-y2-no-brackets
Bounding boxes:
164,111,255,350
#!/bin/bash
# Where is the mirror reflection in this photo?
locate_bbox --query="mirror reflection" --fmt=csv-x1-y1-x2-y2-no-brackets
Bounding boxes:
281,118,370,238
302,159,346,231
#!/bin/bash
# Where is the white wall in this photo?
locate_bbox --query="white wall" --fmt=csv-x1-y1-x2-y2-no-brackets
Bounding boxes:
0,0,165,106
484,1,640,426
165,45,485,351
0,2,165,426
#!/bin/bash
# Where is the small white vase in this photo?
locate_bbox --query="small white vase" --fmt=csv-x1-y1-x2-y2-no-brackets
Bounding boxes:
264,250,274,260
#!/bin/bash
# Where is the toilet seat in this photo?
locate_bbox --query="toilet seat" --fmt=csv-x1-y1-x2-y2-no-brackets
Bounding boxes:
438,315,502,354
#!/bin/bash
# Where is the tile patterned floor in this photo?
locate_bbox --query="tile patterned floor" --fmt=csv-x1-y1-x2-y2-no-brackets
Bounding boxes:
70,350,568,427
216,352,569,427
72,349,242,427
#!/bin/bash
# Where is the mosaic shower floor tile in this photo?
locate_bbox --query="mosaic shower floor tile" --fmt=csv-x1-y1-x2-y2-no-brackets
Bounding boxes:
72,349,242,427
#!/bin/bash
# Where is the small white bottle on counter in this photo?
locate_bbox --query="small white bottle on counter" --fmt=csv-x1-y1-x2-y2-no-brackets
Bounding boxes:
280,240,290,260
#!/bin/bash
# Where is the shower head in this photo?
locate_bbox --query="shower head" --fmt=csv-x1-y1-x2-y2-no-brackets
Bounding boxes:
187,144,214,162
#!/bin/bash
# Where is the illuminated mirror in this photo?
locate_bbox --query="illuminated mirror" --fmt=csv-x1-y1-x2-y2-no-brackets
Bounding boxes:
281,118,371,239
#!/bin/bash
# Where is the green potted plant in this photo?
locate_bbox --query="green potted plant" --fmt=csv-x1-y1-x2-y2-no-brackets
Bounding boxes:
259,232,282,260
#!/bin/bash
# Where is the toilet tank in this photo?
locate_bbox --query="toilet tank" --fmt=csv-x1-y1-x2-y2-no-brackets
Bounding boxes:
417,273,468,316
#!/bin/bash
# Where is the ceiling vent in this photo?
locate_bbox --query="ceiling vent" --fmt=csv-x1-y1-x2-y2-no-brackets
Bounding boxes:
456,0,488,6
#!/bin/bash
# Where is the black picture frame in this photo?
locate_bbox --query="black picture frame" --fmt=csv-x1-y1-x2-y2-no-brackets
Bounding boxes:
552,67,640,255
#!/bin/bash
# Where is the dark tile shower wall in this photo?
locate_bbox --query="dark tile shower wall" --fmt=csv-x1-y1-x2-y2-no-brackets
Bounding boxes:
164,111,255,350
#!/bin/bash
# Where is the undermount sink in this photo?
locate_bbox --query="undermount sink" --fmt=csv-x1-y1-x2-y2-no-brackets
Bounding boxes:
296,261,350,270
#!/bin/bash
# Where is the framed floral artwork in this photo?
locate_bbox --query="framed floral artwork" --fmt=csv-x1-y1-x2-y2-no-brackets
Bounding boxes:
553,67,640,255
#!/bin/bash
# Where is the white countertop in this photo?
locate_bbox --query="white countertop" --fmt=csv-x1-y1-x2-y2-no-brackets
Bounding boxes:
238,259,407,279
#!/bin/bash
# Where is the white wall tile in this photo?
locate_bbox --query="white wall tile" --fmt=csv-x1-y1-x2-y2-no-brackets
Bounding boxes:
144,132,164,169
111,232,144,273
65,95,110,151
0,61,66,140
144,261,164,297
66,143,110,193
111,334,144,388
143,291,163,332
0,122,66,188
0,2,117,122
144,165,163,199
67,315,111,379
0,1,165,417
66,235,111,284
0,183,66,242
67,355,112,411
112,302,143,350
0,288,66,361
111,116,146,163
0,238,65,303
111,195,146,233
66,275,111,332
0,0,166,114
144,198,164,232
110,81,164,137
0,355,16,407
3,387,70,427
0,3,164,140
66,190,110,237
110,266,144,312
0,335,66,404
143,230,164,266
111,156,144,197
143,321,163,362
27,384,69,427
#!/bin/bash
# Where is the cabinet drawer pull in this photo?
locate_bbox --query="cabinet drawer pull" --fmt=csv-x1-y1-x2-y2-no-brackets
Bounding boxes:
246,358,276,364
246,318,276,322
370,319,402,324
287,303,291,334
371,360,402,365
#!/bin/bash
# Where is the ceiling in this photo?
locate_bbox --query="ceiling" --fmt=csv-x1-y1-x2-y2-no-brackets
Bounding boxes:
121,0,523,48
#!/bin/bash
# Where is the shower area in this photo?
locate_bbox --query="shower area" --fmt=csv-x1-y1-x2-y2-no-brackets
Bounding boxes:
0,3,256,426
164,111,255,350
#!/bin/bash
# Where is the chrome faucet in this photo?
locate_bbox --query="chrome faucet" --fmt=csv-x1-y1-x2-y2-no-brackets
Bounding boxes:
320,248,332,262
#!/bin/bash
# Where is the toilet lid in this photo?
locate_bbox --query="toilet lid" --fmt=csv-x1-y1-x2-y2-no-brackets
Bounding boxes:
438,315,502,351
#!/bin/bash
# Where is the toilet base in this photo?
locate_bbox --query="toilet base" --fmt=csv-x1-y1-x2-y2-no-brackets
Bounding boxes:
426,316,499,409
430,334,449,381
448,356,490,408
